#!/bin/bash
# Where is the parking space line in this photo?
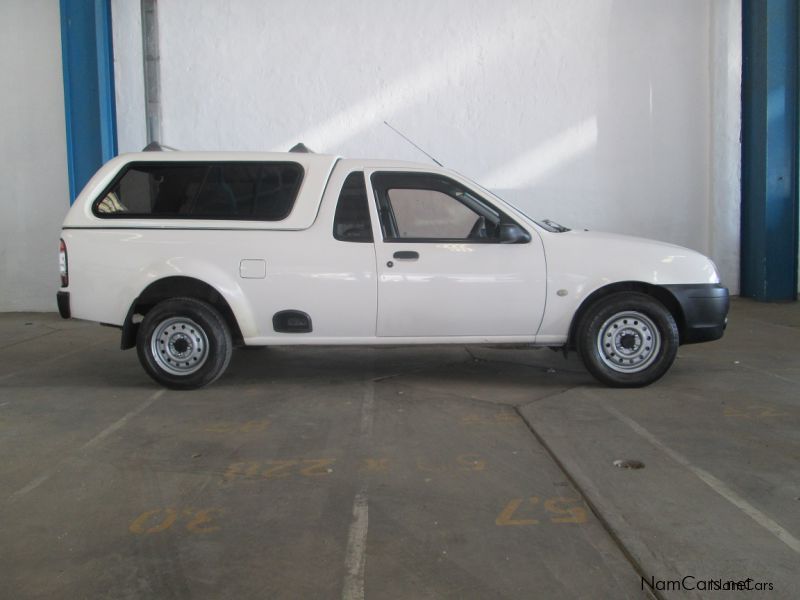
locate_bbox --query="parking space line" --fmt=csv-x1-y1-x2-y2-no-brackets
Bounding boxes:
0,328,59,351
342,488,369,600
11,472,51,499
81,389,164,450
603,404,800,554
341,381,374,600
7,389,164,502
739,363,800,386
0,339,106,383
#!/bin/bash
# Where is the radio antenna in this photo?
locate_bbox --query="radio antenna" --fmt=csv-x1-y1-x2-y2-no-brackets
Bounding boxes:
383,121,444,167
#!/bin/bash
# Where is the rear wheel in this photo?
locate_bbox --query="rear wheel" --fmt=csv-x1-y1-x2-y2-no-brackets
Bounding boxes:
576,292,678,387
136,297,232,389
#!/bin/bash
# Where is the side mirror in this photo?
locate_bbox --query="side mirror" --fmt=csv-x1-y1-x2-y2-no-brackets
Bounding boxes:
499,223,531,244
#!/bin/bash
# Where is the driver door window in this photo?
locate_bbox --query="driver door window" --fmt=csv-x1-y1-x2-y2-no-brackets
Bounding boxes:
388,188,478,239
371,172,502,242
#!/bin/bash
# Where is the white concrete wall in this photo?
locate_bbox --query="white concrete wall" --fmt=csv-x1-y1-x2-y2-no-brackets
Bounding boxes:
113,0,742,291
0,0,69,311
111,0,147,154
709,0,742,295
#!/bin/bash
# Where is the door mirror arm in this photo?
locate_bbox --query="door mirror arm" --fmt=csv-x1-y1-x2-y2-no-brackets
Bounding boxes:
499,223,531,244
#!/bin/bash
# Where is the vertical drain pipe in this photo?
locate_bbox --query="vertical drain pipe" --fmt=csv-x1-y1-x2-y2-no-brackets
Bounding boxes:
141,0,162,146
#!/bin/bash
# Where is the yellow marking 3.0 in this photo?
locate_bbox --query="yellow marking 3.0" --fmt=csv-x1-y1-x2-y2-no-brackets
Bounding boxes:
186,509,222,533
129,508,222,534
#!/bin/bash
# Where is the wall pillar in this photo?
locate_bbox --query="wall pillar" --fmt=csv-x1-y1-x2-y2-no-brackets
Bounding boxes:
741,0,799,300
60,0,117,203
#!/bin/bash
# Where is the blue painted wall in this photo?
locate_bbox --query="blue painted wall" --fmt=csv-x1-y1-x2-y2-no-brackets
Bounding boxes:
741,0,799,301
60,0,117,203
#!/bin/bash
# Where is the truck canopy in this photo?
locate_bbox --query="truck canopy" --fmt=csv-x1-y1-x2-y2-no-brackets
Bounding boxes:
63,152,341,230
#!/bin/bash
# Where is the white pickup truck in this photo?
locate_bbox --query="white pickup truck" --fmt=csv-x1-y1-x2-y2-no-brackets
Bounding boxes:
57,150,728,389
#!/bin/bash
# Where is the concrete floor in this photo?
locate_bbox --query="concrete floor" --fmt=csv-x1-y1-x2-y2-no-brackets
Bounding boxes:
1,298,797,599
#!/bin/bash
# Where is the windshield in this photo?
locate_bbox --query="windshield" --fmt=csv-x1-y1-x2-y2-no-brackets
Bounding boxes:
455,172,572,233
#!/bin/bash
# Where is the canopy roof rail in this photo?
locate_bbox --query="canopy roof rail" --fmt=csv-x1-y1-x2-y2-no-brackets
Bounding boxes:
142,142,179,152
289,143,314,153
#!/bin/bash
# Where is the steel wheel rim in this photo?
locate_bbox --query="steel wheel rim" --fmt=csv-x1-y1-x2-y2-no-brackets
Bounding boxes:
596,311,661,373
151,317,209,376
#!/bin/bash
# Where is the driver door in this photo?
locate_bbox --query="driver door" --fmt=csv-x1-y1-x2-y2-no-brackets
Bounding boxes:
367,170,546,338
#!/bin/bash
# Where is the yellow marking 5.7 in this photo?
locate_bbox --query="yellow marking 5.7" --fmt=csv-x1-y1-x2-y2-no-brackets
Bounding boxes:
544,497,588,524
496,497,587,526
129,508,222,534
496,497,540,526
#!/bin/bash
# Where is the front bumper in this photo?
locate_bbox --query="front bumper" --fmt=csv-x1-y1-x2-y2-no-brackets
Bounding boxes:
57,291,71,319
663,284,729,344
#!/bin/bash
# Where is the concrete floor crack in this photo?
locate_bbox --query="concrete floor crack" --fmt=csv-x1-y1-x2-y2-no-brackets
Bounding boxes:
512,404,664,600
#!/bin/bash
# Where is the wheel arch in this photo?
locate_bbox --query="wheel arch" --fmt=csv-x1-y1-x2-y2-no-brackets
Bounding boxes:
121,276,244,349
566,281,685,349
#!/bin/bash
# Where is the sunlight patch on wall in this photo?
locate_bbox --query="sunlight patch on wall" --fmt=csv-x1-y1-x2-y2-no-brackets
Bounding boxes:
276,6,530,153
480,116,598,189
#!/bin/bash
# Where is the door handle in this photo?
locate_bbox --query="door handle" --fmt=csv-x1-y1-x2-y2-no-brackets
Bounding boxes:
393,251,419,260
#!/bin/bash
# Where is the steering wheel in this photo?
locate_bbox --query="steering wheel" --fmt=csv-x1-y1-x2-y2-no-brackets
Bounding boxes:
468,216,488,239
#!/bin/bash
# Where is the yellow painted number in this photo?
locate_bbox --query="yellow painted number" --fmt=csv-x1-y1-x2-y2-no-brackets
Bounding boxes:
186,508,222,533
262,459,298,478
224,461,261,480
300,458,335,476
496,497,588,526
223,459,337,480
544,497,587,524
129,508,177,534
496,497,540,526
129,508,220,535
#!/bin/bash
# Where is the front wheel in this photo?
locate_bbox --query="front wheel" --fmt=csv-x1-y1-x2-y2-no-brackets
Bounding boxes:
136,297,233,390
576,292,678,387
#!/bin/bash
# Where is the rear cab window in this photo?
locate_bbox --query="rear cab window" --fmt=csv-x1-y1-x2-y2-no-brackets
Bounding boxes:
93,162,304,221
333,172,373,242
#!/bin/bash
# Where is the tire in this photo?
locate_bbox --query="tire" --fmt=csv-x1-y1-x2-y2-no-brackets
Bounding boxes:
576,292,678,388
136,297,233,390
